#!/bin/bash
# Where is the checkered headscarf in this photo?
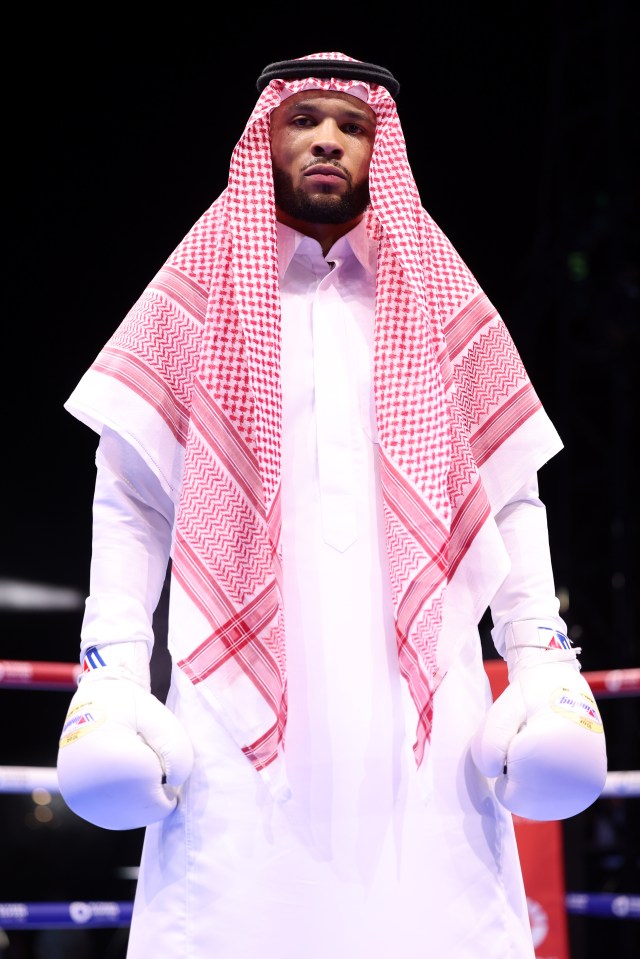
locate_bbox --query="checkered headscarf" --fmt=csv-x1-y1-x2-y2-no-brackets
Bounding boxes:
68,53,561,782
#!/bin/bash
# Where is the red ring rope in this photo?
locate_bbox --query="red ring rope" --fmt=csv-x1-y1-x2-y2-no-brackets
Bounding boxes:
3,659,640,695
0,660,80,690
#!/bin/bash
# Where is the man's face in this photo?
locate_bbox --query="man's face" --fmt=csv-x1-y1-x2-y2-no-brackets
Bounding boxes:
269,90,376,227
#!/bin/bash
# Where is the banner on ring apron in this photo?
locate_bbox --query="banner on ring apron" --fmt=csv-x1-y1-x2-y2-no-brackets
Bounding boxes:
484,659,571,959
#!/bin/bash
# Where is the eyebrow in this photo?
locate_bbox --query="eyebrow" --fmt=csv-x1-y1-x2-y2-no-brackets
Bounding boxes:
283,99,375,126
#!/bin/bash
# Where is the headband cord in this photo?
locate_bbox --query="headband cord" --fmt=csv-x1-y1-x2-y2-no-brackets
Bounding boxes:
256,58,400,98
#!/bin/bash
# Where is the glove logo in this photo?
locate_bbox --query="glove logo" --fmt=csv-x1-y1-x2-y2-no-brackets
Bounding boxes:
550,687,604,733
59,702,106,748
82,646,107,673
538,626,571,651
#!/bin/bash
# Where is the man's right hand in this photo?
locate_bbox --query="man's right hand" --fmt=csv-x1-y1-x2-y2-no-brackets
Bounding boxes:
56,643,194,831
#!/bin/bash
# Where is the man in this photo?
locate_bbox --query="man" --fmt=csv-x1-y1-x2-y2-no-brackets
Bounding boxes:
57,53,607,958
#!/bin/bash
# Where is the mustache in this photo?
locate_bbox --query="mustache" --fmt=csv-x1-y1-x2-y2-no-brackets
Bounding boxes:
301,159,352,182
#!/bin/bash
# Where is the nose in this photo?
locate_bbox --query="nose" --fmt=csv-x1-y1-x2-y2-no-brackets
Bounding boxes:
311,119,344,158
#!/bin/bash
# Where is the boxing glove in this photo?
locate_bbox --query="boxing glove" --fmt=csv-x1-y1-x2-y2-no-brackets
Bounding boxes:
57,641,194,830
471,620,607,820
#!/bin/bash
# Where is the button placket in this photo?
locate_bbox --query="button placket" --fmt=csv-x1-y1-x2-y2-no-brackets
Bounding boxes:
312,262,358,552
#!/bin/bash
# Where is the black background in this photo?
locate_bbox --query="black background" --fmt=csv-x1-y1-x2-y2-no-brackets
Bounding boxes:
2,2,639,956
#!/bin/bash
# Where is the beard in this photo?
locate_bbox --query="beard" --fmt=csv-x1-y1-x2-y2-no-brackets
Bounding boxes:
272,164,370,224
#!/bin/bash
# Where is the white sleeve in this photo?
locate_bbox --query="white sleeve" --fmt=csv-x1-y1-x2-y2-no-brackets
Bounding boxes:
79,426,175,658
489,474,567,658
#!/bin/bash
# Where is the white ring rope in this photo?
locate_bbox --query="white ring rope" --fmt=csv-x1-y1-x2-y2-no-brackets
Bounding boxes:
0,765,60,794
2,765,639,798
598,770,640,798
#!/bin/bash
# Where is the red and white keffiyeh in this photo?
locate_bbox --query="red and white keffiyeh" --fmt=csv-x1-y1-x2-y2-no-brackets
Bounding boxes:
66,53,562,787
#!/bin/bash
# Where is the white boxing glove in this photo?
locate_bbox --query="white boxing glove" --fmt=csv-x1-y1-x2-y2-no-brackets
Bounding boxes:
471,620,607,820
57,641,194,830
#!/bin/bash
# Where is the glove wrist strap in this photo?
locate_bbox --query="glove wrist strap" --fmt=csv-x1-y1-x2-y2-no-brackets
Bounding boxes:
505,619,580,680
79,640,151,691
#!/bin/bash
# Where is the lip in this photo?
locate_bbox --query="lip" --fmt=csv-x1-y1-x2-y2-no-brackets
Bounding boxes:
303,164,347,180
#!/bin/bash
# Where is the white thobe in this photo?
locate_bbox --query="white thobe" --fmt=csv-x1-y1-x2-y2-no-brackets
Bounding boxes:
83,220,563,957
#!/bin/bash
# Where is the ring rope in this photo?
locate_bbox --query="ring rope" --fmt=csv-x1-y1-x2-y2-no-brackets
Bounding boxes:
0,901,133,929
583,668,640,698
1,894,638,929
1,659,638,797
0,765,60,794
2,765,639,797
3,659,640,695
565,893,640,919
0,660,80,690
599,770,640,798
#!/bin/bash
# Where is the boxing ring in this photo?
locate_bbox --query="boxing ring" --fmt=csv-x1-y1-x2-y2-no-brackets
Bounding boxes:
1,657,639,956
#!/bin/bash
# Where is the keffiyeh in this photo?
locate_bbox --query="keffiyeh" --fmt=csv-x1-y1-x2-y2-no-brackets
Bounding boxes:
65,52,562,790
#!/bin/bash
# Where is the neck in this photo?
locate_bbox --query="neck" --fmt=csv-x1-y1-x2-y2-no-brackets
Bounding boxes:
275,209,364,257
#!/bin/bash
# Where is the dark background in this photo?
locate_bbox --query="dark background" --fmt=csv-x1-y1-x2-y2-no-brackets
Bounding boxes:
2,2,638,956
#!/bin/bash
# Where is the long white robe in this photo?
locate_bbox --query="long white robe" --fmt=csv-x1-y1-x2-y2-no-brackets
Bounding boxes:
77,222,565,957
